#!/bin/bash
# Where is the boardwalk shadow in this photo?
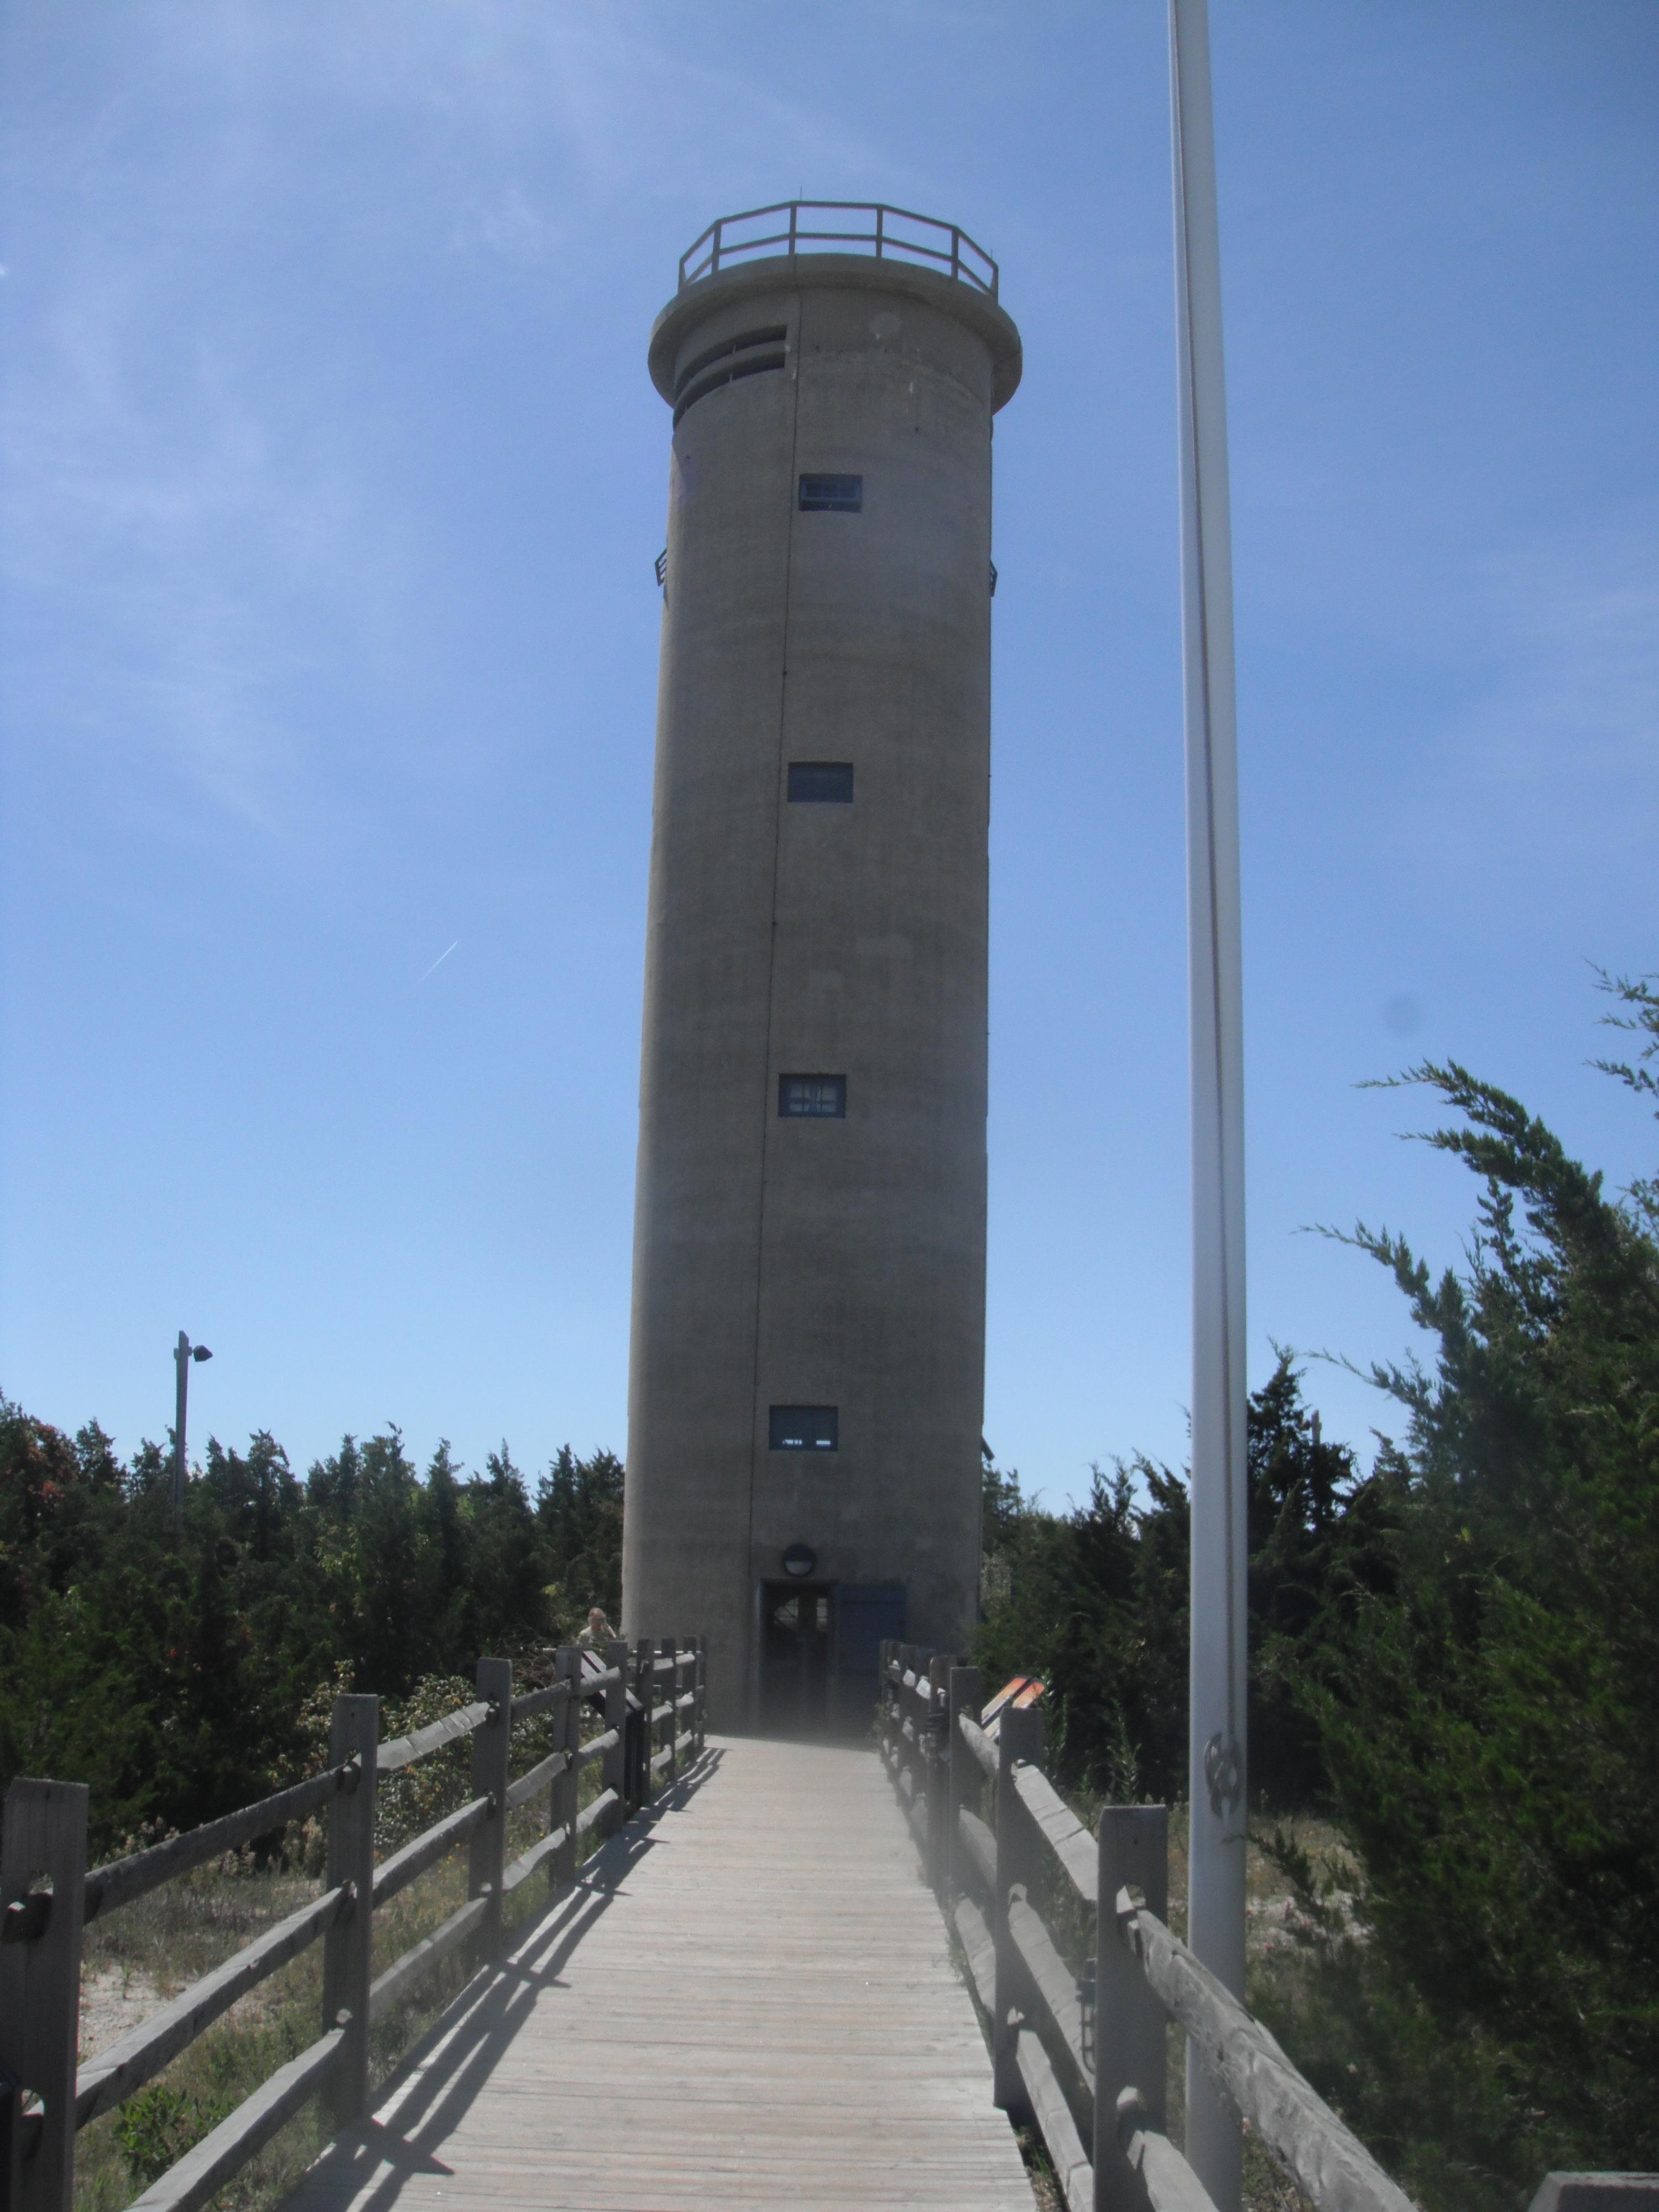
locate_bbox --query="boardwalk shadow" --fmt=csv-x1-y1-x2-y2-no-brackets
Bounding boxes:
287,1750,724,2212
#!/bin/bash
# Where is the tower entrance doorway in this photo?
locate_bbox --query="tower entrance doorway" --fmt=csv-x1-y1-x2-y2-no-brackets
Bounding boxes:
759,1582,832,1735
757,1580,907,1738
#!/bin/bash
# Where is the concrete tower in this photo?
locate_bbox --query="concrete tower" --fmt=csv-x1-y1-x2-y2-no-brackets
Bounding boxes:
623,204,1021,1732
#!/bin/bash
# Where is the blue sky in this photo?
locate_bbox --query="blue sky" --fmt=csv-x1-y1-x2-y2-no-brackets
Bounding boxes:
2,2,1655,1508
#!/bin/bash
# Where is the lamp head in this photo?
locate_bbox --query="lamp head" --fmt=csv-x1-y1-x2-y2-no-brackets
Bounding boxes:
192,1345,212,1363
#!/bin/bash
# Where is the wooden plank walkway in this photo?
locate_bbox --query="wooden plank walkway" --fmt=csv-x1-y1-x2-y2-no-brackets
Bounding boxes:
286,1735,1034,2212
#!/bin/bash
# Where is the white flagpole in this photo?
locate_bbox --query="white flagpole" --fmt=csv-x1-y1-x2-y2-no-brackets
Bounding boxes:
1169,3,1248,2207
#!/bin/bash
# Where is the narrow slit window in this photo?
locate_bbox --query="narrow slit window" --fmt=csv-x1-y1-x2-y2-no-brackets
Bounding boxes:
672,326,788,403
787,762,854,804
779,1074,846,1119
769,1405,838,1452
798,474,862,513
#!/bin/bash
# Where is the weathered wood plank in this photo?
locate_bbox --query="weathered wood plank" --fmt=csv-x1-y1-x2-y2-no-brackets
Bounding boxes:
504,1751,570,1813
1006,1889,1091,2109
367,1896,491,2023
552,1648,583,1891
957,1711,998,1782
322,1695,377,2126
994,1704,1044,2116
75,1887,346,2127
1016,2027,1093,2212
1097,1806,1169,2211
905,1794,930,1850
948,1665,985,1901
1,1778,86,2212
632,1639,656,1807
1119,1895,1416,2212
574,1728,618,1770
1118,2115,1218,2212
373,1798,490,1906
1011,1763,1097,1905
575,1790,619,1838
600,1641,629,1818
500,1828,568,1896
954,1893,997,2015
506,1682,571,1723
378,1702,490,1773
83,1768,347,1922
469,1661,513,1960
958,1807,998,1897
288,1736,1030,2212
124,2028,342,2212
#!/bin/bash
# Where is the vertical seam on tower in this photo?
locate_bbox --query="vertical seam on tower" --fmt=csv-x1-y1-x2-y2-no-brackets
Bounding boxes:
743,294,805,1705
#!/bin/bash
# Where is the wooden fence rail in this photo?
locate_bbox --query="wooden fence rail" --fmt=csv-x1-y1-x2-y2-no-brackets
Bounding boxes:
0,1635,707,2212
877,1639,1417,2212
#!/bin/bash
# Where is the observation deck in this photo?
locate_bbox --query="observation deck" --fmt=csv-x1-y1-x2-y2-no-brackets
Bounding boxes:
650,199,1020,413
676,199,999,300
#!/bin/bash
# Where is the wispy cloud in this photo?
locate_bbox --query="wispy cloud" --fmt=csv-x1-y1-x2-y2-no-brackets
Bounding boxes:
418,939,460,984
0,1,899,837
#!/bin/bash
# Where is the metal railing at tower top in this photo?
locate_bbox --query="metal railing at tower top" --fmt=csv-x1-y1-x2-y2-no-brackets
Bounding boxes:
677,200,998,301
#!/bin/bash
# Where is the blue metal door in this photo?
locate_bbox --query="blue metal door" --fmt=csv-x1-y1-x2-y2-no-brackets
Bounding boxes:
832,1583,907,1733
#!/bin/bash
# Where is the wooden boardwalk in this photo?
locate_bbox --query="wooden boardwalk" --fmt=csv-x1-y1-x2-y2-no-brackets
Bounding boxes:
286,1735,1034,2212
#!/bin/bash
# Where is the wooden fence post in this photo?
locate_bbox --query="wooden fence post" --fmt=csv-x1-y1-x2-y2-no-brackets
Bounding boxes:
0,1780,87,2212
947,1664,983,1893
1093,1806,1170,2212
661,1639,679,1787
695,1635,708,1751
554,1647,582,1886
993,1701,1044,2119
469,1657,513,1955
322,1694,378,2128
901,1646,919,1798
633,1639,655,1809
602,1637,629,1824
2,2053,20,2212
926,1655,952,1893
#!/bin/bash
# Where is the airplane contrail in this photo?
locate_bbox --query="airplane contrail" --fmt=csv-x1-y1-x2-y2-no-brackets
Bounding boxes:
418,940,460,984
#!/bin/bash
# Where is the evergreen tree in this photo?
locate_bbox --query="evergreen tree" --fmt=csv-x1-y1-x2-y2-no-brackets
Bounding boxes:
0,1406,630,1853
1266,973,1659,2201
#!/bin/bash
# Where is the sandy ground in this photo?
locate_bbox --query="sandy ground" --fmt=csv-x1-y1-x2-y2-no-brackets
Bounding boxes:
79,1964,168,2062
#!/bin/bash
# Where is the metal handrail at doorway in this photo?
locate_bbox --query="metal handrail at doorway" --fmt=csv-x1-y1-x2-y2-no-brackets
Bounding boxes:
677,199,999,300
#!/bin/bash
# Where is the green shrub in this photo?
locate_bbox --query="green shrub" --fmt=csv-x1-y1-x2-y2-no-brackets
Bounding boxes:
113,2085,225,2189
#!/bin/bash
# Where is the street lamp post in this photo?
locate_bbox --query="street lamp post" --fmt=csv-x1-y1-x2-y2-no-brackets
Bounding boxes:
172,1331,212,1536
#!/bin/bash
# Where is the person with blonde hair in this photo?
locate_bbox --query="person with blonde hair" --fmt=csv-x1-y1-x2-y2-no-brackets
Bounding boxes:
576,1604,615,1650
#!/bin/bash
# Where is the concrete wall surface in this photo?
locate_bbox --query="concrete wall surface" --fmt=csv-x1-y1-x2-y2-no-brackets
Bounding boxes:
624,246,1021,1727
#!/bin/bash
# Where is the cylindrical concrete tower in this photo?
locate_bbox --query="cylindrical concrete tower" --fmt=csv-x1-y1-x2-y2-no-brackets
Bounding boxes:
623,204,1021,1733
